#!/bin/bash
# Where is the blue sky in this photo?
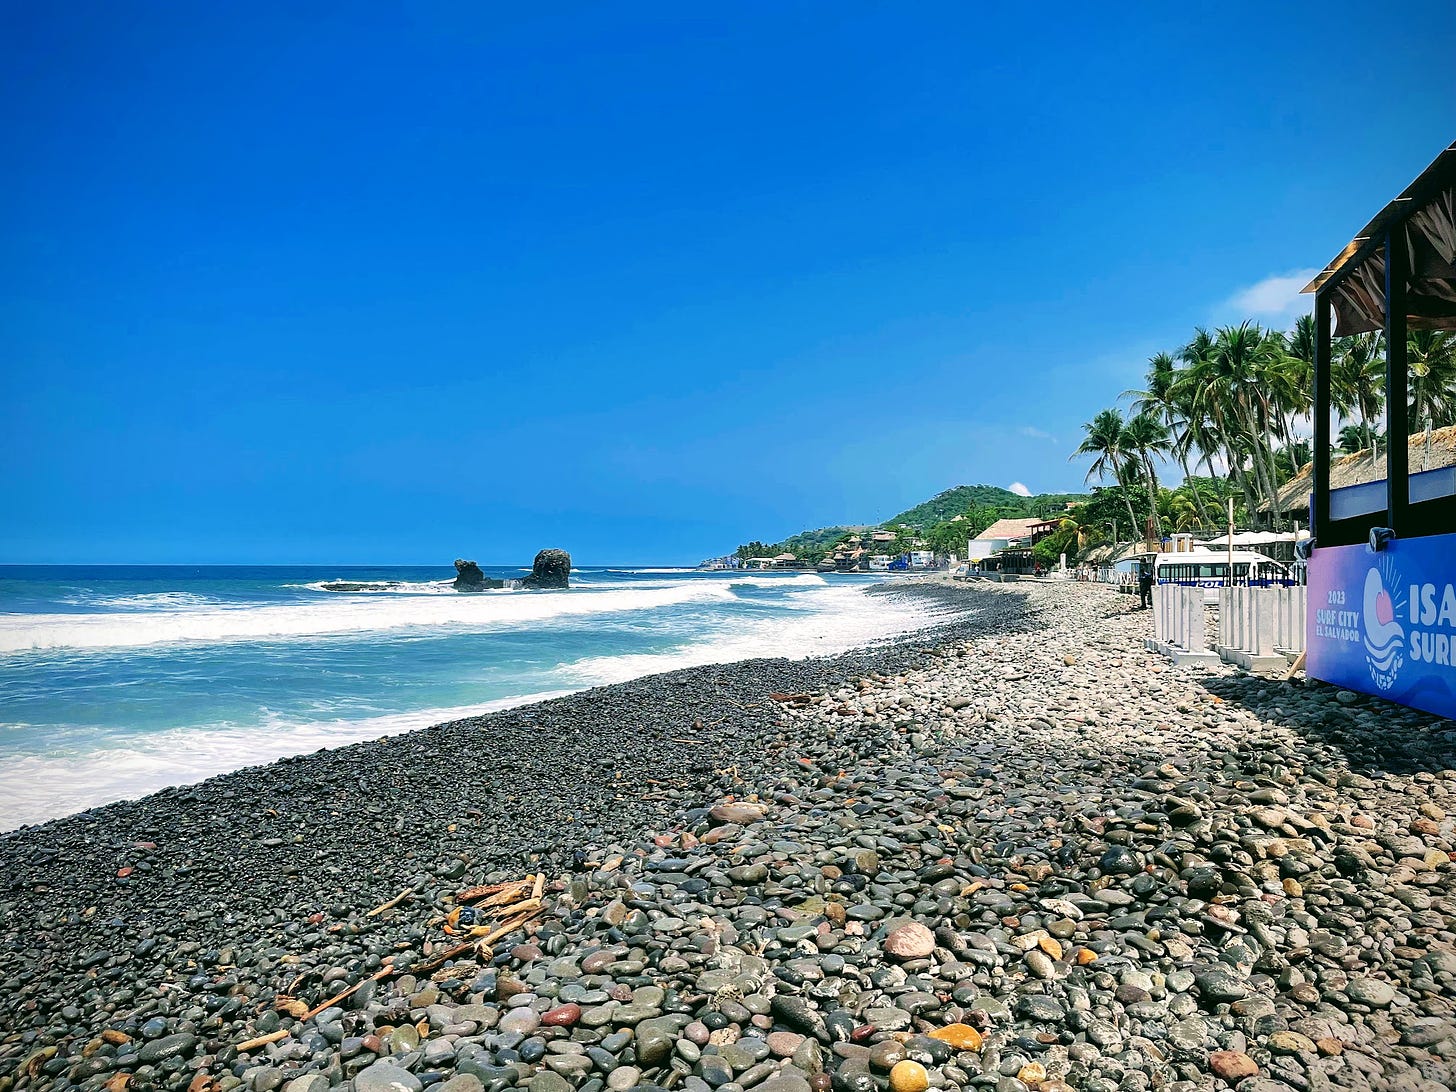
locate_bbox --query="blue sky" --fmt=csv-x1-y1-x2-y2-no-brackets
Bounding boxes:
4,3,1454,564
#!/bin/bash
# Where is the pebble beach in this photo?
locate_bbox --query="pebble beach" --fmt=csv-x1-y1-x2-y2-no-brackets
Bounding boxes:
4,581,1456,1092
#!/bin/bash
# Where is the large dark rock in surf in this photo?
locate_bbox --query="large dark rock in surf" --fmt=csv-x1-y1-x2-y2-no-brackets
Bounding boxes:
520,548,571,589
454,559,504,591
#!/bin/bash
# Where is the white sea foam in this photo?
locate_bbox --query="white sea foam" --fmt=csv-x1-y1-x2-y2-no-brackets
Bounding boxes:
0,692,573,832
566,583,942,684
0,583,738,653
62,591,220,610
291,579,457,595
728,574,830,588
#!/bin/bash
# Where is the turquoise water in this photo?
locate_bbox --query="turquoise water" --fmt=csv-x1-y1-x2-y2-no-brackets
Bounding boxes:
0,565,937,830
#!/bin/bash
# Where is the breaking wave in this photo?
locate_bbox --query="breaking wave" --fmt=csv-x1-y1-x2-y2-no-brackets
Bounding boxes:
0,583,738,653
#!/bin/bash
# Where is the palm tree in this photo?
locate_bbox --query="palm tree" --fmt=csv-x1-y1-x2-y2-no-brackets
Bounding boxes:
1128,351,1211,526
1180,322,1287,523
1122,410,1172,538
1162,489,1202,533
1072,408,1139,537
1338,423,1377,456
1331,332,1385,461
1408,329,1456,443
1287,314,1322,471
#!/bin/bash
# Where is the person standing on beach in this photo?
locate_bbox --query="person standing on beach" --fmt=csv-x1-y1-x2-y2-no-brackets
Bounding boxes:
1138,562,1154,609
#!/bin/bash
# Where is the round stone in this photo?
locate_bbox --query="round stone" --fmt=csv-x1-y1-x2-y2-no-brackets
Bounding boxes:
1347,978,1397,1007
767,1031,806,1058
1208,1051,1258,1083
542,1003,581,1027
888,1061,929,1092
883,922,935,960
927,1024,982,1051
499,1008,541,1035
355,1064,424,1092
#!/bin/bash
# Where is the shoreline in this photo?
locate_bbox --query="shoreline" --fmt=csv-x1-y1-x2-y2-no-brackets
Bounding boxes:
3,581,1454,1092
0,572,944,831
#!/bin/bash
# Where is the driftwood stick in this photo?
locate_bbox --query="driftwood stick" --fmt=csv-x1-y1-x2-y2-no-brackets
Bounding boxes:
456,878,531,905
411,939,477,975
1283,649,1307,681
472,907,544,950
466,900,541,936
236,1029,292,1053
473,882,534,909
366,885,416,918
301,966,393,1021
531,873,545,900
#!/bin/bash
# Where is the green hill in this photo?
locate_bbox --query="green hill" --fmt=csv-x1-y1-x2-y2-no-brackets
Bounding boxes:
736,484,1088,562
888,485,1086,528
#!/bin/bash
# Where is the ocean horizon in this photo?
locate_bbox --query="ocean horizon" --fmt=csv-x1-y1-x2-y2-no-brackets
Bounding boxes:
0,563,943,831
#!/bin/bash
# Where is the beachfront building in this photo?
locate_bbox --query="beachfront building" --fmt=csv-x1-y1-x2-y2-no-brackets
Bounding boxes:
744,555,802,570
1027,516,1066,540
964,517,1043,561
909,550,934,568
1299,140,1456,721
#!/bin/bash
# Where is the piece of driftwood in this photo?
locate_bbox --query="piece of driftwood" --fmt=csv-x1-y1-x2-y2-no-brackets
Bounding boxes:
464,899,542,935
241,871,547,1053
455,877,531,905
1284,649,1307,681
411,939,477,975
366,885,416,917
301,965,393,1021
235,1029,292,1053
472,907,545,952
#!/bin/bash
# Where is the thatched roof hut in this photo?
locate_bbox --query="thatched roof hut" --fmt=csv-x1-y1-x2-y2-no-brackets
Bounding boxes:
1266,424,1456,516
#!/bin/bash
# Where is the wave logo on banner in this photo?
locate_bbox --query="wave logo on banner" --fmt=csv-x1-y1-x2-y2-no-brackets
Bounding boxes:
1361,561,1405,691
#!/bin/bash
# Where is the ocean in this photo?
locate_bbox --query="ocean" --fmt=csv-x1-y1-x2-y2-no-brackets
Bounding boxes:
0,565,943,831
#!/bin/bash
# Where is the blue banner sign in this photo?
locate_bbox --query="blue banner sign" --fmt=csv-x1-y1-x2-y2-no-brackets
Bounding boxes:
1306,532,1456,720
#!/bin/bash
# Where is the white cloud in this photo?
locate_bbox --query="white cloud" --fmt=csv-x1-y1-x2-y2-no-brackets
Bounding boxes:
1019,426,1057,443
1219,269,1321,327
1008,481,1032,497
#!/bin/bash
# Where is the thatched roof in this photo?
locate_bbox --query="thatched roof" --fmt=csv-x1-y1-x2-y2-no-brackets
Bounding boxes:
1267,424,1456,513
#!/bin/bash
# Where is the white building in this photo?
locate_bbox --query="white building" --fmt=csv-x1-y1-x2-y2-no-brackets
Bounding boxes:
966,517,1042,561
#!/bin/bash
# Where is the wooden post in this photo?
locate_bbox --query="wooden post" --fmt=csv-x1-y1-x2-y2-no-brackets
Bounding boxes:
1386,228,1410,533
1313,293,1332,538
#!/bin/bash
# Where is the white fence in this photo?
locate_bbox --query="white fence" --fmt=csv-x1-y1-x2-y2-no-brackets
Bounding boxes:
1149,585,1218,665
1149,584,1306,670
1217,585,1307,667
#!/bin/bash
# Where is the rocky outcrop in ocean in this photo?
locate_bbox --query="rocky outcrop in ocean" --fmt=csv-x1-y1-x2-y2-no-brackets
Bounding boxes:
452,559,504,591
520,548,571,589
